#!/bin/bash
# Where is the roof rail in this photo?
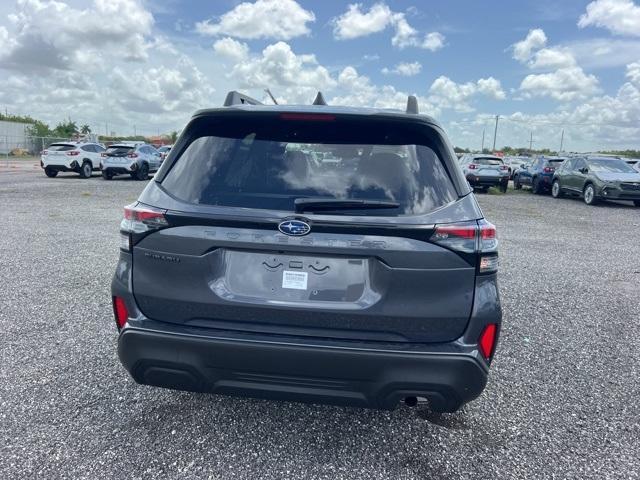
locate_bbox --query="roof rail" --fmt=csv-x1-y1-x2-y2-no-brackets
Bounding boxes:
406,95,419,114
312,92,327,106
223,91,263,107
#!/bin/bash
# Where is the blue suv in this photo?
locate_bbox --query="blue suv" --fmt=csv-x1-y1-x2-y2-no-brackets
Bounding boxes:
514,156,566,194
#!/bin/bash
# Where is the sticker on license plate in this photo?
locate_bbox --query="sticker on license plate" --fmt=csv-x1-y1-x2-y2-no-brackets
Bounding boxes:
282,270,308,290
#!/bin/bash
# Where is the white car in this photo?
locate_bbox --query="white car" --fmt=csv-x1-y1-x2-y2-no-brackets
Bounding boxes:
101,143,162,181
157,145,173,161
41,142,105,178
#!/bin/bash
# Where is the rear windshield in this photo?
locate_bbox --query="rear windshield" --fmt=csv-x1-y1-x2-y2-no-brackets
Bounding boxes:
161,115,458,216
48,144,75,151
545,159,565,166
473,158,503,165
588,158,636,173
106,146,134,155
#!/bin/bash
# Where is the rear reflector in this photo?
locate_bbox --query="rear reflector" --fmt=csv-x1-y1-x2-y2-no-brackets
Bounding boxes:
112,296,129,329
479,255,499,273
479,324,497,360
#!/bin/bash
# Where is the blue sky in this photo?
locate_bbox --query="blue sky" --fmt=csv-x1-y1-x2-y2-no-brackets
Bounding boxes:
1,0,639,151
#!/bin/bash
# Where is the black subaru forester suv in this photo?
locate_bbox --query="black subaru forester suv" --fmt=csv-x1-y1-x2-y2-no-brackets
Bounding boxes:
112,91,502,413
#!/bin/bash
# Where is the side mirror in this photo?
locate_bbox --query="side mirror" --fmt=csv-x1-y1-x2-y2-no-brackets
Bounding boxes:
580,167,589,174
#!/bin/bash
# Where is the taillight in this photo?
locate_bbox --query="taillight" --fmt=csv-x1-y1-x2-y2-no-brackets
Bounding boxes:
468,164,478,170
112,296,129,329
479,324,497,360
430,220,499,273
500,165,509,170
128,152,139,158
66,150,80,156
42,150,48,155
543,166,554,173
120,203,168,250
101,152,107,157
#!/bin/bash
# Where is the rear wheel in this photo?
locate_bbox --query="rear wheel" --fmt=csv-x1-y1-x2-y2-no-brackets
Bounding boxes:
499,182,508,193
532,177,542,194
102,170,113,180
551,180,563,198
513,175,522,190
44,167,58,178
79,161,92,179
583,184,598,205
136,163,149,181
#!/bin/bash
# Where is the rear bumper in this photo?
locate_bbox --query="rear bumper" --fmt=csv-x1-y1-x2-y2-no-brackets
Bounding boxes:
118,327,488,412
42,159,80,171
466,174,508,187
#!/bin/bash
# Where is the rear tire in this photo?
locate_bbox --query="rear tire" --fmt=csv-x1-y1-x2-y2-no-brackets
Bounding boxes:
583,184,598,205
514,175,522,190
136,163,149,181
44,167,58,178
102,170,113,180
79,161,92,179
499,182,508,193
532,177,542,194
551,180,563,198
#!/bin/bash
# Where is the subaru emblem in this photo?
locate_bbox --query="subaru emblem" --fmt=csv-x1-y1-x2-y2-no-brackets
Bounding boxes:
278,219,311,236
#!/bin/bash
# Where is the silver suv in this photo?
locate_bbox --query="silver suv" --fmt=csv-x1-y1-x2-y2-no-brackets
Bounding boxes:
101,143,162,180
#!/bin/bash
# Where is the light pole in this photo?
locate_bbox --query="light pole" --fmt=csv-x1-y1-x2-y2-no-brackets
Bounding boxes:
492,115,500,152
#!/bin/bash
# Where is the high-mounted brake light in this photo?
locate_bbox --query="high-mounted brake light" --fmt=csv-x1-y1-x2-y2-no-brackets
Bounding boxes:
112,296,129,329
66,150,80,156
468,164,478,170
280,113,336,122
479,324,497,360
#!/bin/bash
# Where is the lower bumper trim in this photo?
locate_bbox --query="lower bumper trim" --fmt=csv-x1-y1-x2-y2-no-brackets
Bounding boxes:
118,328,488,412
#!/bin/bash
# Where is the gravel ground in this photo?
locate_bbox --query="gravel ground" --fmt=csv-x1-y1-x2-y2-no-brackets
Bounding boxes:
1,171,639,479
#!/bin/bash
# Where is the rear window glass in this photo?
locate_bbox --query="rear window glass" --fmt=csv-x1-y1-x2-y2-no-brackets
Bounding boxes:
545,159,565,166
473,158,503,165
161,115,458,216
48,144,75,151
106,146,134,154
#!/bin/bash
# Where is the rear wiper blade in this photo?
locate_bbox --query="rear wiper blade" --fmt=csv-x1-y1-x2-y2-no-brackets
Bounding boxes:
294,198,400,212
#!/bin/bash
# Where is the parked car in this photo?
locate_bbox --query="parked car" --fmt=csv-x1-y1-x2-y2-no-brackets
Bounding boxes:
513,155,566,193
101,142,162,180
624,158,640,173
157,145,172,161
112,91,502,413
41,142,105,178
459,154,510,192
551,156,640,206
503,156,530,179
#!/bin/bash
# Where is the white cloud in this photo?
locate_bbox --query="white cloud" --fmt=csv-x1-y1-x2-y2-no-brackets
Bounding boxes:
519,67,600,101
0,0,154,72
578,0,640,37
512,28,547,62
196,0,315,40
428,76,506,111
333,3,394,40
382,61,422,76
529,47,577,69
626,61,640,84
333,3,445,51
225,42,336,103
566,38,640,69
213,37,249,62
331,66,440,115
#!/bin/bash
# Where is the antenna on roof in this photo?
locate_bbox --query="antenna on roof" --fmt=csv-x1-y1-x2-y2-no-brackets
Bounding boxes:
406,95,419,114
223,91,263,107
312,92,327,106
264,88,278,105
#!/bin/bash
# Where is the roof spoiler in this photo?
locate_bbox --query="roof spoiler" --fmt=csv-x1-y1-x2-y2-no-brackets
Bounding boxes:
223,91,263,107
406,95,419,114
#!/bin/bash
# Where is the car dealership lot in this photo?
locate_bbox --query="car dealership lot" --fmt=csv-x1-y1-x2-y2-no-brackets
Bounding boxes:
1,172,639,479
